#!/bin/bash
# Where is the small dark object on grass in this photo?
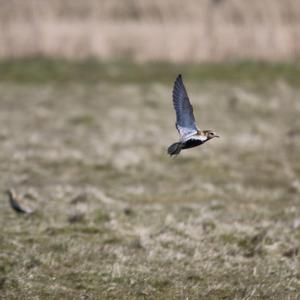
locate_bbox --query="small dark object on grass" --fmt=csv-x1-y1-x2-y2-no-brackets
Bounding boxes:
123,207,134,216
282,247,299,258
5,189,34,214
68,212,85,223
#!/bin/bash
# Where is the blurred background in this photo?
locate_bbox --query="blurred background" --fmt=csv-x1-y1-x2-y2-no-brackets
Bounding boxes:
1,0,300,62
0,1,300,299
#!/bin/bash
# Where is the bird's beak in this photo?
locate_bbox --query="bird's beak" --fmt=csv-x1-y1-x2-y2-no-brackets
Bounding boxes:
214,135,220,138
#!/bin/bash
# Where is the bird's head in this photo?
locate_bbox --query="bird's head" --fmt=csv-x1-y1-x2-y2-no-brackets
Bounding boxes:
203,130,220,140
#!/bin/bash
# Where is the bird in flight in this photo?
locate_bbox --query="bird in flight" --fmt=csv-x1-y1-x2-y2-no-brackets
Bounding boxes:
168,74,219,156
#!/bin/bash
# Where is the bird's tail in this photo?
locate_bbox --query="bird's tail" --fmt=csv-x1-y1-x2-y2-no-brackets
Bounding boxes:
167,142,183,156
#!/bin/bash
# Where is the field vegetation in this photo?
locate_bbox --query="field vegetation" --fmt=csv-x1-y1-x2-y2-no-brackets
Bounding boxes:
0,60,299,299
1,0,300,62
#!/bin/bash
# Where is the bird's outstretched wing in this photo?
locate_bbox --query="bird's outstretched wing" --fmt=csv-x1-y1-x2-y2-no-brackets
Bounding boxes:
172,74,198,140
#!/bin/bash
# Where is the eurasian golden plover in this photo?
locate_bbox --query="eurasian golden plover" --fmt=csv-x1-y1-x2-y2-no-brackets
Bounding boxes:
168,74,219,156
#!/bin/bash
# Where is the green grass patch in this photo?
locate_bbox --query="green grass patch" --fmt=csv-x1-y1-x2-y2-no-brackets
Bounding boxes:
1,58,300,85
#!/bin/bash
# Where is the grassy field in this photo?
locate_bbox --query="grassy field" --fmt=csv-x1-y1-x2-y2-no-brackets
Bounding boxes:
0,61,300,299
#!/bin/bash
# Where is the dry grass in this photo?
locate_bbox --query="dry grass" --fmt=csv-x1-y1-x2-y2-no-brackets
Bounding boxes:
1,0,300,62
0,62,299,299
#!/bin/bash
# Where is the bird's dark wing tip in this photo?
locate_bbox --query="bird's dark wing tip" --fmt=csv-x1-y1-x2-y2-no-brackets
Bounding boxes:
174,74,183,87
176,74,182,80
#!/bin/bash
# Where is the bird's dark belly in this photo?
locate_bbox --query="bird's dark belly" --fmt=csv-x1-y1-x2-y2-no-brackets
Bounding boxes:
182,139,203,149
